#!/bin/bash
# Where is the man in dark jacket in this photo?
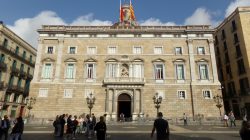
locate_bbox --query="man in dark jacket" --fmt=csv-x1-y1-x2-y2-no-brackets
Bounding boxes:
94,116,107,140
0,115,11,140
151,112,170,140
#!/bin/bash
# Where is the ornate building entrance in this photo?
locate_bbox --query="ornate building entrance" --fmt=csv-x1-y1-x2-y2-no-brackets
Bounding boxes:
118,93,132,121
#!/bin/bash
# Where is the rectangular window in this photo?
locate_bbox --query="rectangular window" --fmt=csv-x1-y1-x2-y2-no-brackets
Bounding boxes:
178,90,186,99
236,45,242,58
106,64,117,78
133,64,143,78
23,51,26,59
175,47,182,55
39,88,48,97
42,64,52,79
15,46,19,55
17,78,22,88
199,64,208,80
47,47,53,54
237,59,246,75
239,78,250,95
176,64,184,80
29,55,32,63
232,20,237,32
154,64,164,80
154,47,163,54
203,90,212,99
3,39,8,48
225,52,230,63
234,33,239,44
108,46,116,54
223,41,227,50
65,64,75,79
87,47,96,54
86,64,95,79
221,29,226,40
197,47,205,55
69,47,76,54
133,46,142,54
64,89,73,98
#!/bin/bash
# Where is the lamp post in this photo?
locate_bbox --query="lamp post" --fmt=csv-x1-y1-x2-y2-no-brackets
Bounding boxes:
26,97,36,118
213,94,223,116
153,93,162,116
86,92,95,115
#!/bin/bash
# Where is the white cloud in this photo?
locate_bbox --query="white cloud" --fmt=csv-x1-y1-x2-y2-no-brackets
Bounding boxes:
71,13,112,26
225,0,250,17
7,11,112,48
7,11,66,48
184,8,215,26
139,18,176,26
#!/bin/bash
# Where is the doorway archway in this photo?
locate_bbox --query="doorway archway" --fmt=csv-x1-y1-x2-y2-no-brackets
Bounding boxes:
117,93,132,121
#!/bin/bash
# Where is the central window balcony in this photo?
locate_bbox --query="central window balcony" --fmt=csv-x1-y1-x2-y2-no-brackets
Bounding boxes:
103,77,145,85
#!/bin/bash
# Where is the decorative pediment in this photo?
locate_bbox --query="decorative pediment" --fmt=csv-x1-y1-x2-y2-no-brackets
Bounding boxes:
173,58,186,62
132,58,144,62
84,57,97,62
105,58,119,62
152,58,165,62
196,58,209,62
64,58,77,62
41,58,55,62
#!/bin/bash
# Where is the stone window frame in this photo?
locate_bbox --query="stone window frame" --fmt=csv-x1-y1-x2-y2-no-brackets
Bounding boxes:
177,90,187,99
68,46,77,54
154,46,163,54
107,46,117,54
38,88,48,97
202,89,212,99
87,46,97,55
133,46,142,54
63,89,73,98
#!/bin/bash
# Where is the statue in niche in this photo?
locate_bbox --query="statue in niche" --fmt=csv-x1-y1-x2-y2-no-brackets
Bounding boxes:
121,64,129,77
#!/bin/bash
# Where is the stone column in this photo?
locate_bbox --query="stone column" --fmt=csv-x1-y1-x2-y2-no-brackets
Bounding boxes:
111,89,117,120
208,39,219,83
139,88,144,117
132,89,138,121
33,39,43,82
54,39,63,82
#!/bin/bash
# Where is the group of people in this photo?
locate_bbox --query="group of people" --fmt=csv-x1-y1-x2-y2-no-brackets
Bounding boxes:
223,111,236,127
0,115,24,140
53,113,107,140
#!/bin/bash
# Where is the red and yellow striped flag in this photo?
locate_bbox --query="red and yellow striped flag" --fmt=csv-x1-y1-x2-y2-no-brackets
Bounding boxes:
130,0,136,20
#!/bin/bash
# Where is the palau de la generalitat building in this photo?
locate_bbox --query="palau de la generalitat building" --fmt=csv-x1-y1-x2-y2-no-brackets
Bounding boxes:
29,3,223,121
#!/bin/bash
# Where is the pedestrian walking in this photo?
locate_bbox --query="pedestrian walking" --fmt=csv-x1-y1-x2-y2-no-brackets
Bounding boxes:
59,114,66,137
229,111,236,127
183,113,187,126
94,116,107,140
151,112,170,140
10,116,24,140
239,120,250,140
223,113,229,127
0,115,10,140
65,115,73,139
72,115,78,139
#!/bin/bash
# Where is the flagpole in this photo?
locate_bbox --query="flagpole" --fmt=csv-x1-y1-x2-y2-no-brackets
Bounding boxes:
120,0,121,22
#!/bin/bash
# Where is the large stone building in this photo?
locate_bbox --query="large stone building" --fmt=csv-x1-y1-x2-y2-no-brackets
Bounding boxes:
30,4,222,120
0,22,36,118
214,7,250,118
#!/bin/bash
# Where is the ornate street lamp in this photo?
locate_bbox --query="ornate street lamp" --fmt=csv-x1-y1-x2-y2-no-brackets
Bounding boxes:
153,93,162,116
86,92,95,115
213,94,223,116
26,97,36,118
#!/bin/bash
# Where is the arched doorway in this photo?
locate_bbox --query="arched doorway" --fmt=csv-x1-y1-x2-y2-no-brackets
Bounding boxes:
118,93,132,121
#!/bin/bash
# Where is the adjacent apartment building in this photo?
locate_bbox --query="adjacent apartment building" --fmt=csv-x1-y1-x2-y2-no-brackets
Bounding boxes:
29,4,222,120
0,22,36,118
214,7,250,118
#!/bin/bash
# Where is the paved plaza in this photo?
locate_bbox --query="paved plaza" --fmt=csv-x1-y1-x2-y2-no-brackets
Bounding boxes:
21,123,241,140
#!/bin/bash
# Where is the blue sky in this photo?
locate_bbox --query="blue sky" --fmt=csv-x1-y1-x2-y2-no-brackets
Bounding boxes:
1,0,250,47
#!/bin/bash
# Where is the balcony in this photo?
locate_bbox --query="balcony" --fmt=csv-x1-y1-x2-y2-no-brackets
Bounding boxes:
103,77,145,85
7,85,24,94
0,45,35,67
239,89,250,96
10,67,19,76
19,71,27,79
27,74,33,80
0,61,7,71
0,81,4,90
